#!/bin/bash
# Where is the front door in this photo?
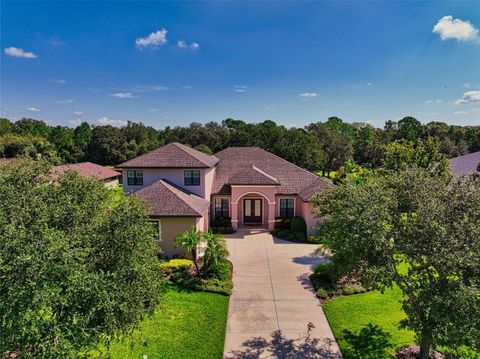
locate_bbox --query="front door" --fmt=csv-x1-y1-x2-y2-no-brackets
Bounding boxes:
243,198,262,224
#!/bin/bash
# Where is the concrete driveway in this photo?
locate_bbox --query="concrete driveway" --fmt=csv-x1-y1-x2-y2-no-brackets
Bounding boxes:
223,229,342,359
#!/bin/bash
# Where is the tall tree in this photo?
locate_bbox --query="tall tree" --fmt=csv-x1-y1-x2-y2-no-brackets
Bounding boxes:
314,168,480,358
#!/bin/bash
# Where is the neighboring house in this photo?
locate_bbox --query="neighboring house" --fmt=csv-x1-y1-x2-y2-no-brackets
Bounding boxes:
117,142,327,257
53,162,121,187
449,151,480,177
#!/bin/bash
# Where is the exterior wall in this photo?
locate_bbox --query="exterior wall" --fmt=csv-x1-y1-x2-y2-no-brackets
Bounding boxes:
122,168,210,198
230,185,276,230
157,217,198,257
298,201,319,235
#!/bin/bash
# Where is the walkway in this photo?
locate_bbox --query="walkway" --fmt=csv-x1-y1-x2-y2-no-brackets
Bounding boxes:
223,229,342,358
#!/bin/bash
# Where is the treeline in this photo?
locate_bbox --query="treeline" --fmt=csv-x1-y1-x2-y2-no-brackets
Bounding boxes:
0,116,479,172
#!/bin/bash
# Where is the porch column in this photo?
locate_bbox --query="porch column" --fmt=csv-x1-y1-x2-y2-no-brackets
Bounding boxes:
231,200,239,230
267,201,275,231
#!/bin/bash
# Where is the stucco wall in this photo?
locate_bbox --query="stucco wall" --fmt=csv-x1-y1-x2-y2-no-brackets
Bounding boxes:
158,217,198,257
299,201,319,235
122,168,209,198
104,178,119,188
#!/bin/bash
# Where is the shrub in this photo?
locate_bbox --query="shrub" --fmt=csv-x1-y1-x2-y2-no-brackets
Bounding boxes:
171,270,233,296
159,259,193,275
316,288,329,299
285,231,296,241
294,231,305,241
211,217,232,228
313,263,338,284
274,217,291,230
291,216,307,235
223,226,235,234
202,232,229,276
203,260,232,281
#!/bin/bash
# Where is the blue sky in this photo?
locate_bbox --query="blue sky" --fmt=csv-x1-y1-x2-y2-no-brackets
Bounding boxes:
1,1,479,129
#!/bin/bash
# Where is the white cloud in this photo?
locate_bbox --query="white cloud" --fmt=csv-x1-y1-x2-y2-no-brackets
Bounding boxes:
433,15,479,42
128,84,168,93
233,85,248,93
366,82,373,87
455,91,480,104
111,92,137,99
27,107,40,112
136,29,168,48
454,111,468,115
425,99,443,104
298,92,318,98
68,119,82,126
177,40,200,50
264,106,275,111
4,47,37,58
73,111,83,116
56,99,75,104
51,79,66,84
97,117,127,127
182,85,192,89
462,82,471,88
148,108,159,112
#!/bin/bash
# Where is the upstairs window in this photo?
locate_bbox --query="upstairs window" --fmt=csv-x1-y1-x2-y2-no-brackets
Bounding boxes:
184,170,200,186
127,170,143,186
279,198,294,218
215,198,229,218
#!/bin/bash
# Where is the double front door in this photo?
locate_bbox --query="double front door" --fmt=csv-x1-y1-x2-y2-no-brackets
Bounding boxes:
243,198,262,224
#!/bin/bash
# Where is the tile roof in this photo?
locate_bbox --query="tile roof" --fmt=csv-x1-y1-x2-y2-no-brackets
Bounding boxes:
212,147,327,201
134,179,210,217
117,142,219,168
449,151,480,176
53,162,120,180
227,165,280,185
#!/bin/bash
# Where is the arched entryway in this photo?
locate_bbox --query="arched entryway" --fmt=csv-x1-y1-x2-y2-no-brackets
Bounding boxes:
230,188,276,231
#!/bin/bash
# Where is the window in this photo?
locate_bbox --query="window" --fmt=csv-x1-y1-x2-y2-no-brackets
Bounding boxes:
280,198,294,218
127,170,143,186
149,219,162,241
184,170,200,186
215,198,229,218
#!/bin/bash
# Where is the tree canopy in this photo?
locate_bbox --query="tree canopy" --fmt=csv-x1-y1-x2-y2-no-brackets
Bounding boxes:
0,160,163,358
314,168,480,358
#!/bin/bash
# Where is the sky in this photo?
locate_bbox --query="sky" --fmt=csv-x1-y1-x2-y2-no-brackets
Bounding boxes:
1,1,479,129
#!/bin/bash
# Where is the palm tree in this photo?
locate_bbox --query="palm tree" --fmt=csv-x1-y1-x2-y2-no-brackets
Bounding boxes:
174,227,202,273
202,231,229,272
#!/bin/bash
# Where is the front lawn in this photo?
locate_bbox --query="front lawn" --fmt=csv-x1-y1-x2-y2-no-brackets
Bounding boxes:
323,286,415,358
90,285,229,359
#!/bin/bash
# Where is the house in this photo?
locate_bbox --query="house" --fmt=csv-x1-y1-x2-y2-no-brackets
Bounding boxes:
449,151,480,177
53,162,121,187
117,142,327,256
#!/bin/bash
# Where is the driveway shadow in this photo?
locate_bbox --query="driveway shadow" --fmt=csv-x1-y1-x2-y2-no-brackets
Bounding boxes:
226,323,342,359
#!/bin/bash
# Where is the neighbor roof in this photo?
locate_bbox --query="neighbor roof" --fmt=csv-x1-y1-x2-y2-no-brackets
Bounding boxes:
213,147,327,201
53,162,120,181
117,142,219,168
134,179,210,217
449,151,480,177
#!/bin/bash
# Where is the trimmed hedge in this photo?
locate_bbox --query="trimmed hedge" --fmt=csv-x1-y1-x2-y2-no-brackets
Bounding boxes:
159,259,194,275
291,216,307,236
211,226,235,234
211,217,232,228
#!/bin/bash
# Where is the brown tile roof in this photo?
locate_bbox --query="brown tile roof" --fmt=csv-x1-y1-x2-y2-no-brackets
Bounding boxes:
117,142,219,168
227,165,280,185
53,162,120,180
213,147,327,201
134,179,209,217
449,151,480,176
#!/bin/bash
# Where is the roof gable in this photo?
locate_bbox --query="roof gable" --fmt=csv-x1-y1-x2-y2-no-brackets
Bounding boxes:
134,179,209,217
449,151,480,176
117,142,219,168
227,165,280,185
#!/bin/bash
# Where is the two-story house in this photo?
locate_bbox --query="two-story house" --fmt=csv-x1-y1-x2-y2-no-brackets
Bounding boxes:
117,142,327,256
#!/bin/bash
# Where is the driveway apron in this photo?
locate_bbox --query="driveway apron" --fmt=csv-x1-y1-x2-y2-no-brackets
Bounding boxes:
223,229,343,358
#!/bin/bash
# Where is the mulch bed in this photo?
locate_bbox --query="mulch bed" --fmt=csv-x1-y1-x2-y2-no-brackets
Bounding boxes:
396,345,444,359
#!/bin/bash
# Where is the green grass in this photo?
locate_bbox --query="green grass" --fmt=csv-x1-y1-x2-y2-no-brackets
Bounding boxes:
323,286,415,358
90,285,229,359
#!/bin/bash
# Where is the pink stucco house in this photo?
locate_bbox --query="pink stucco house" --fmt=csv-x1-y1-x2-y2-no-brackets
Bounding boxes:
117,142,327,256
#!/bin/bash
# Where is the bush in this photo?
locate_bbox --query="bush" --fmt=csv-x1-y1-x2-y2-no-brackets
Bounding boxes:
159,259,194,275
203,260,232,281
291,216,307,235
211,217,232,228
274,217,291,230
316,288,329,299
313,263,338,284
171,270,233,296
